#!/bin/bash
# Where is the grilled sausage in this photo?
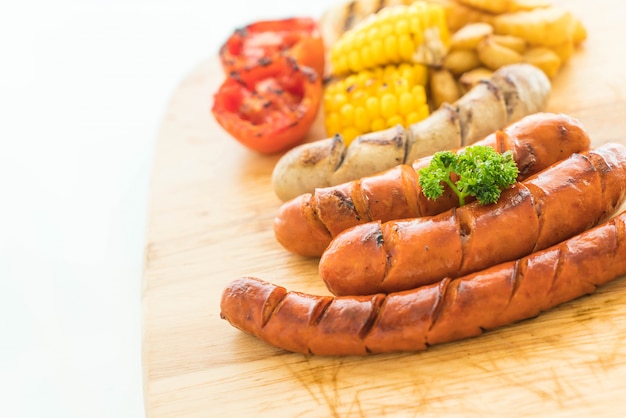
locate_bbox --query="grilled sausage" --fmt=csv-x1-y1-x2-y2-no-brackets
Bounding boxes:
274,112,591,257
319,143,626,296
272,63,550,202
220,211,626,356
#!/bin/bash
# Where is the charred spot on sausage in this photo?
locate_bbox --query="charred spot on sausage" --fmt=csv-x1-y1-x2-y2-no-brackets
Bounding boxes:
516,143,537,176
331,189,359,218
358,294,387,340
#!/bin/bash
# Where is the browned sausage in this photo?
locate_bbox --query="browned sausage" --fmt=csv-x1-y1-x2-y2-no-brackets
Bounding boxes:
220,211,626,356
274,113,591,257
319,143,626,296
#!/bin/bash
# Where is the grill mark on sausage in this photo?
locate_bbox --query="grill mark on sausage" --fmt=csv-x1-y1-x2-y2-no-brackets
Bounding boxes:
400,164,422,218
508,259,524,305
330,189,358,219
358,294,387,340
261,285,288,328
587,147,625,220
375,228,384,247
499,73,517,119
310,296,334,326
351,179,373,223
381,223,396,284
454,207,471,274
508,119,539,178
402,130,414,165
527,186,545,253
549,247,566,300
581,152,607,226
359,127,406,147
307,194,333,238
332,134,347,171
426,277,451,336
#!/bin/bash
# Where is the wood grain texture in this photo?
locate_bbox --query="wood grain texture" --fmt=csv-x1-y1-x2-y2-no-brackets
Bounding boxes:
142,1,626,416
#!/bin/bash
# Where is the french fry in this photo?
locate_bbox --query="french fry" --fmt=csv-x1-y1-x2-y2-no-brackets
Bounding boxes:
573,17,588,44
450,22,493,51
435,0,496,32
491,34,527,53
429,67,460,108
456,0,511,14
456,0,552,14
476,35,524,70
550,41,574,62
493,6,575,47
523,47,562,78
443,49,482,76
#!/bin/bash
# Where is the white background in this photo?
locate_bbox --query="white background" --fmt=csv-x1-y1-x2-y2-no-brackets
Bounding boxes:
0,1,336,417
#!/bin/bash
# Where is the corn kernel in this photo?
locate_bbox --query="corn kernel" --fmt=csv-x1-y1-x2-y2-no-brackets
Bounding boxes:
397,62,413,82
335,55,348,74
325,112,341,135
366,27,379,43
411,85,427,104
395,19,410,36
360,46,373,70
411,17,423,45
398,91,414,115
398,34,415,61
417,103,430,119
406,104,430,125
371,39,386,65
354,31,366,49
365,96,380,119
333,92,348,111
384,36,399,63
371,118,386,132
414,64,428,85
387,114,404,128
323,91,336,112
351,89,367,107
342,127,361,144
348,50,363,73
382,64,397,81
380,22,393,39
356,70,373,84
354,106,370,132
405,111,421,126
380,93,398,119
340,103,355,128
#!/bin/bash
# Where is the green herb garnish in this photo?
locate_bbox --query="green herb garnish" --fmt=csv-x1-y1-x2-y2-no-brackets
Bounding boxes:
418,145,519,206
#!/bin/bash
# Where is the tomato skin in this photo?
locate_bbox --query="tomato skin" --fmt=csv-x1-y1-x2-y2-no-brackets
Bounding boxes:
212,57,322,154
219,17,325,77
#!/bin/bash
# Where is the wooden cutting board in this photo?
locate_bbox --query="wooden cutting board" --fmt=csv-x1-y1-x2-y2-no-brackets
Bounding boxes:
142,1,626,416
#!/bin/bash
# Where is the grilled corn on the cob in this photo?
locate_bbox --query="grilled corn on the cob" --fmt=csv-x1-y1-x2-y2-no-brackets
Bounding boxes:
324,63,430,144
328,2,450,76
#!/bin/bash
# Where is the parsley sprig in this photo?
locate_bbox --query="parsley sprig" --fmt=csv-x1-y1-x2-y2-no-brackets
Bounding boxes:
418,145,519,206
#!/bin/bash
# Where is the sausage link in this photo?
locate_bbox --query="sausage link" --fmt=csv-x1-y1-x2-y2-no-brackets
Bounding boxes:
221,211,626,356
273,63,551,202
274,112,591,257
319,143,626,296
